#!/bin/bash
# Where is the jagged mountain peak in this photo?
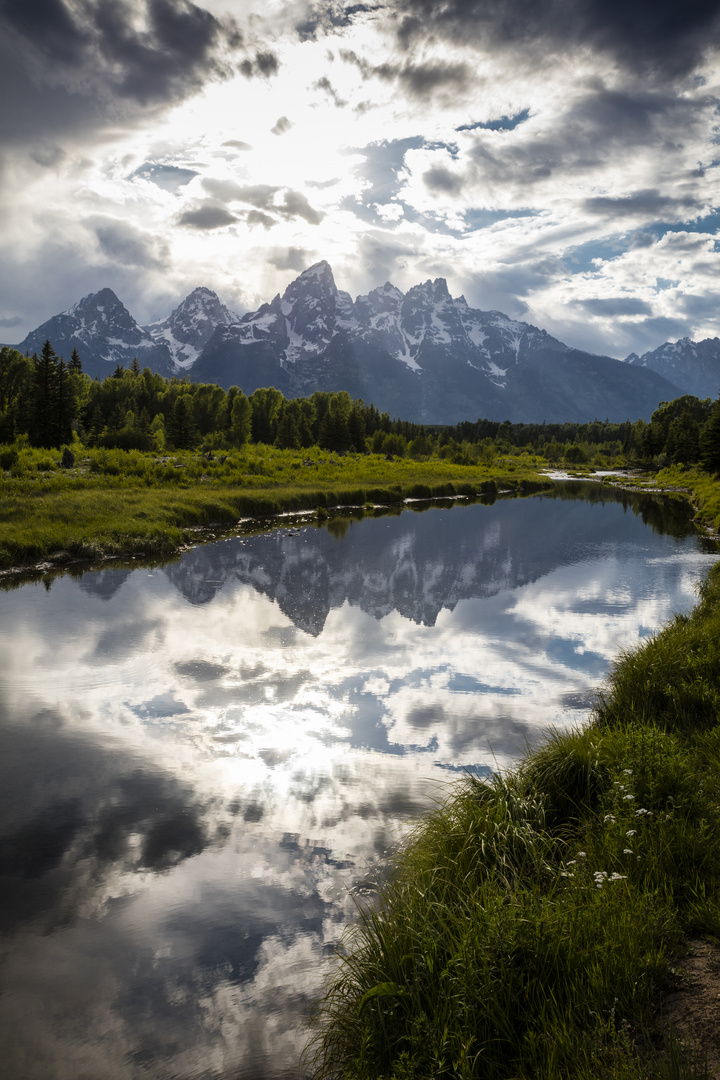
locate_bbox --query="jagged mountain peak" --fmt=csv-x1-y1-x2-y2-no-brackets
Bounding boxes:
626,335,720,399
145,287,238,370
282,260,338,306
69,287,131,322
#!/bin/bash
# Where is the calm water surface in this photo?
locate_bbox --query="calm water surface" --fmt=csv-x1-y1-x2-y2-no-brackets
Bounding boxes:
0,484,717,1079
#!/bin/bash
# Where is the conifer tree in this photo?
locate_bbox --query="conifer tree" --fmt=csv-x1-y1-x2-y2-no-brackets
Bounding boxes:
30,340,59,447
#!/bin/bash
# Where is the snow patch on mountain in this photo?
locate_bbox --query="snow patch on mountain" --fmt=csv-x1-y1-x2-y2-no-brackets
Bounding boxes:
145,286,238,369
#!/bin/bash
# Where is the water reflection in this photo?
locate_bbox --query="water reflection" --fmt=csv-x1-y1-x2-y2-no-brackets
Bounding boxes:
0,485,717,1079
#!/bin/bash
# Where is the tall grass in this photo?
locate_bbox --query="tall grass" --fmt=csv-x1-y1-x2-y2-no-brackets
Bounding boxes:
307,562,720,1080
0,441,550,569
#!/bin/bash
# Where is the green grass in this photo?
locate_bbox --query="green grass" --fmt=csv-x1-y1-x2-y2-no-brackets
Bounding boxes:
0,441,550,570
307,563,720,1080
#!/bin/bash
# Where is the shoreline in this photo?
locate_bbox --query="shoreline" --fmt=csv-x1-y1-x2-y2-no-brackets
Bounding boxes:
0,456,553,581
309,557,720,1079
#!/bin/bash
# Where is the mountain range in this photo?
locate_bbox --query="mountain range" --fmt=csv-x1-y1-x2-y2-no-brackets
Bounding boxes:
13,262,720,423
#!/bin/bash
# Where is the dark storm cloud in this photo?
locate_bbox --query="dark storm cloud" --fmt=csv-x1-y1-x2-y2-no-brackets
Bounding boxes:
88,216,170,268
461,87,709,193
177,202,238,229
577,297,655,317
387,0,720,77
340,48,471,99
0,711,212,929
0,0,267,149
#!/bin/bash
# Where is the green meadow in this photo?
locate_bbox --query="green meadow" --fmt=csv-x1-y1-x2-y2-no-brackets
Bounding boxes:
0,440,549,570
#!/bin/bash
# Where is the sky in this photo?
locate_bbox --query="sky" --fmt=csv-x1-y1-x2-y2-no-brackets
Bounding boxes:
0,0,719,359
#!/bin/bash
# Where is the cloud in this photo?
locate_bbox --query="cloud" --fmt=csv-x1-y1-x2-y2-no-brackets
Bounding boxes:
0,315,23,329
239,49,281,79
423,164,464,195
246,210,277,229
339,49,472,100
271,115,293,135
312,76,347,107
177,202,238,229
0,0,284,164
267,247,311,271
221,140,253,151
277,190,325,225
577,297,655,317
585,189,701,220
87,216,170,269
387,0,720,78
200,181,324,224
202,178,279,208
28,143,67,168
0,0,243,130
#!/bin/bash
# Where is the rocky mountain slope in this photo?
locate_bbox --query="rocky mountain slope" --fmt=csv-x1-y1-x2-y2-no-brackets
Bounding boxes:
16,287,237,380
627,337,720,400
190,261,681,422
12,261,698,423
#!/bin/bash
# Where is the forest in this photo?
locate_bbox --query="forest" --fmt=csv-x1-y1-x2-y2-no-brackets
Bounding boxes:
1,340,719,473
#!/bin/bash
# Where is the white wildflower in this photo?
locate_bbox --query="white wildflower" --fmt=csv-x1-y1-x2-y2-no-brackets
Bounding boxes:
623,794,635,801
626,830,636,837
604,814,616,823
623,848,633,855
610,873,627,881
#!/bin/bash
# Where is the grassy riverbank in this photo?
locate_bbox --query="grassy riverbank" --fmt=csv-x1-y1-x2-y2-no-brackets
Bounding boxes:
308,561,720,1079
0,441,550,570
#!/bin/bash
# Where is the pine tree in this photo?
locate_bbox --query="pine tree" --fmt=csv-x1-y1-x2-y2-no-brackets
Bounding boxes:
30,340,59,447
69,348,82,373
55,357,76,445
169,394,198,449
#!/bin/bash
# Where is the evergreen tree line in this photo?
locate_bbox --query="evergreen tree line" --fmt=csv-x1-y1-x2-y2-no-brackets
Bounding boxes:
1,341,719,473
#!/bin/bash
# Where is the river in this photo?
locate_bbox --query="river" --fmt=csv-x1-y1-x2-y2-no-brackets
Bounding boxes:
0,482,717,1079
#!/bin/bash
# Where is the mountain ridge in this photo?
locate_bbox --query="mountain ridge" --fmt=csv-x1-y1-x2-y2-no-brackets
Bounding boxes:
11,260,717,423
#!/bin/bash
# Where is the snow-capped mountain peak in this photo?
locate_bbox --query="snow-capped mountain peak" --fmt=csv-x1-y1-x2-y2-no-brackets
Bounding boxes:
144,287,238,369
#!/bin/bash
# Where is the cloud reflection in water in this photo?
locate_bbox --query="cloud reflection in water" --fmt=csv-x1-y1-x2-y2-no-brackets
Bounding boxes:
0,486,716,1078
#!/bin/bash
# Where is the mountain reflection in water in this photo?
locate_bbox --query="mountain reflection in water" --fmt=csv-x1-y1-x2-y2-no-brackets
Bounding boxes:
0,484,717,1080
